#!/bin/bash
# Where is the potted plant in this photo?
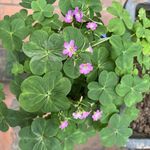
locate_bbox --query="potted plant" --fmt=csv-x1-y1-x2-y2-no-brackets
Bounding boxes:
0,0,149,149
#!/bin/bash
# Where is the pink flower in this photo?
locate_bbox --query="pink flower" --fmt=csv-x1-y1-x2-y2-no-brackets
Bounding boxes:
72,112,82,119
64,10,74,23
80,111,90,119
92,110,102,121
74,7,83,22
86,46,93,53
86,22,98,31
59,120,68,130
79,63,93,75
72,111,90,120
63,40,77,57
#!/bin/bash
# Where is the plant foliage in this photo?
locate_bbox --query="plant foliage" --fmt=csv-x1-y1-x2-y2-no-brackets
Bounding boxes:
0,0,149,149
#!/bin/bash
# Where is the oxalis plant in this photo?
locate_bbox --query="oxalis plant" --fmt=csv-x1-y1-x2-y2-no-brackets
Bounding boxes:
0,0,150,149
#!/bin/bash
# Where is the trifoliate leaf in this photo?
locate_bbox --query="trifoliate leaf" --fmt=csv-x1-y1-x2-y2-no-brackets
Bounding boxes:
57,124,94,150
23,30,64,75
31,0,54,21
19,71,71,112
19,118,62,150
0,18,29,50
116,74,149,107
107,1,133,35
87,47,115,82
108,18,125,35
88,71,118,105
110,35,142,73
99,114,132,147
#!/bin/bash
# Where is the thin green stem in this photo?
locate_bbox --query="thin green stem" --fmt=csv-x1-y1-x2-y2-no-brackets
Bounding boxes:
92,37,110,47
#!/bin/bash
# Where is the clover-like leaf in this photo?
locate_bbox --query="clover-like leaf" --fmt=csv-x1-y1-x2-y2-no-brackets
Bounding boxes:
116,74,149,107
100,104,119,123
31,0,54,21
0,18,29,51
57,124,94,150
88,71,118,105
23,30,64,75
0,102,9,132
108,18,125,35
100,114,132,147
19,118,62,150
107,2,133,35
87,47,115,82
19,71,71,112
110,35,142,73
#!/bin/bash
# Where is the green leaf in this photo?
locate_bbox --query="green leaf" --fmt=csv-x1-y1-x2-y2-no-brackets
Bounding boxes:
20,0,33,9
108,18,125,35
100,114,132,147
0,84,5,101
63,26,84,48
110,35,142,73
19,71,71,112
63,59,81,79
11,62,24,76
19,118,62,150
0,102,9,132
23,30,64,75
6,109,35,128
0,18,29,50
116,74,149,107
107,1,133,34
122,106,139,124
59,0,72,14
100,104,119,123
88,47,114,81
84,0,102,12
141,40,150,56
88,71,118,105
57,124,94,150
41,14,63,30
31,0,54,21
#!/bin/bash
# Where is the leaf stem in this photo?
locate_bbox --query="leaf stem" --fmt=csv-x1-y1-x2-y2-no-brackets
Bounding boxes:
92,37,110,47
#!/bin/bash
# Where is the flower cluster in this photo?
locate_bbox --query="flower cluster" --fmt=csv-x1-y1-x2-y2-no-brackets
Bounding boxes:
64,8,98,31
59,110,102,130
64,7,83,23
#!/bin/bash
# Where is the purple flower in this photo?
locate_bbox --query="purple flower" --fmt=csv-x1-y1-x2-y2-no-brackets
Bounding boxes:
86,22,98,31
63,40,77,57
74,7,83,22
64,10,74,23
92,110,102,121
86,46,93,53
59,120,68,130
79,63,93,75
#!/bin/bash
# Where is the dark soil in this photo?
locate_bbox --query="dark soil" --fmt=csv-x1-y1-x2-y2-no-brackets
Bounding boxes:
131,94,150,138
